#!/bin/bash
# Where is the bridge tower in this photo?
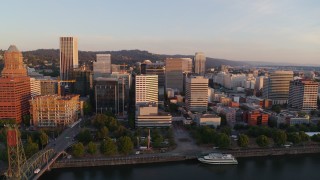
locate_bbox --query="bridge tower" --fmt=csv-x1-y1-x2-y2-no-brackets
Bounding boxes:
5,125,26,179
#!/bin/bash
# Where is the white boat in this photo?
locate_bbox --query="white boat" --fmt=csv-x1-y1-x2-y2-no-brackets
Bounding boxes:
198,153,238,165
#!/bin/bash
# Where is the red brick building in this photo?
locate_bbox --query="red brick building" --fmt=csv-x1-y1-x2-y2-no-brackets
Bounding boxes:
245,110,269,126
0,45,30,123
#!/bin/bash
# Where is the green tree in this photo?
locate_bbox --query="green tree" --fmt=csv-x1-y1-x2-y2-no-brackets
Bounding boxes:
287,133,301,144
77,129,93,144
0,147,8,161
169,103,178,113
273,130,287,146
100,138,117,156
87,141,97,155
217,133,230,148
97,126,109,139
39,131,49,149
195,126,218,144
238,134,249,148
22,115,31,126
24,136,39,158
128,111,135,129
72,142,85,158
153,135,164,148
118,136,134,155
311,134,320,142
271,105,281,114
256,135,270,147
0,119,15,126
220,126,232,136
299,131,310,142
83,102,93,115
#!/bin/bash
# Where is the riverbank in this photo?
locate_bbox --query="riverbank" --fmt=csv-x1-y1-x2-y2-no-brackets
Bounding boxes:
40,154,320,180
51,145,320,169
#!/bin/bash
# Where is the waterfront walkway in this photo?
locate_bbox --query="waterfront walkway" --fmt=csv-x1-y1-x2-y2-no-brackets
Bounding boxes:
51,145,320,169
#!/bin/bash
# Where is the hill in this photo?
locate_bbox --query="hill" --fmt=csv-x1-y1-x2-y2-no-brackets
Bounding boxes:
0,49,248,70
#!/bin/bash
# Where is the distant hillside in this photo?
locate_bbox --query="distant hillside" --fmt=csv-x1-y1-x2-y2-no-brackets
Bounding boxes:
0,49,248,70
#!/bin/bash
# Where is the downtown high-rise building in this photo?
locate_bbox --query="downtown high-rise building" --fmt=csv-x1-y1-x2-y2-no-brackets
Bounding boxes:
288,79,318,111
0,45,31,123
263,71,293,105
94,77,126,115
141,61,165,101
135,75,158,105
185,76,208,112
60,37,78,80
194,52,206,75
94,54,111,79
165,58,192,93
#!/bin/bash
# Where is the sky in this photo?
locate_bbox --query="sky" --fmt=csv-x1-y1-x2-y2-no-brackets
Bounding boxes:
1,0,320,64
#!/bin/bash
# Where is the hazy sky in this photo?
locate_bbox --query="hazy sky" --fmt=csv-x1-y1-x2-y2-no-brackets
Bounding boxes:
1,0,319,64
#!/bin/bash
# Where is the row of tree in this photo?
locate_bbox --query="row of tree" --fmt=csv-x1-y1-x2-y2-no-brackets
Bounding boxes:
72,136,134,157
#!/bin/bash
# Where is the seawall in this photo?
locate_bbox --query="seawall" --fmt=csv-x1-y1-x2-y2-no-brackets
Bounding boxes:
51,145,320,169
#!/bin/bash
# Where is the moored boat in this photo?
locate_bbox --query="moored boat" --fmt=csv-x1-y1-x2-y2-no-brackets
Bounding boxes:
198,153,238,165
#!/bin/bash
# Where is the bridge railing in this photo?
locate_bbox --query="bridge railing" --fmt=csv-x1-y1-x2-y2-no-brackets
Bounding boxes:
20,149,55,179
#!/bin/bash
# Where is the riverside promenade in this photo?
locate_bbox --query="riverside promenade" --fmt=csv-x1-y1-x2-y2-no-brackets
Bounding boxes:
51,145,320,169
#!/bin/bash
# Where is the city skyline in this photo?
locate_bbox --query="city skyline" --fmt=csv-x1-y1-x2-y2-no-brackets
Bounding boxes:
1,0,320,64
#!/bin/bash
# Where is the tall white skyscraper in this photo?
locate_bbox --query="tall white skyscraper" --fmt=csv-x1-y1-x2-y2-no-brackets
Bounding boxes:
194,52,206,75
135,75,158,105
60,37,78,80
94,54,111,79
186,76,208,112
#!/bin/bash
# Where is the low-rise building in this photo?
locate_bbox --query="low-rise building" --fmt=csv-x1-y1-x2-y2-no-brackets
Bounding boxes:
286,116,310,126
135,102,172,127
195,114,221,127
245,110,269,126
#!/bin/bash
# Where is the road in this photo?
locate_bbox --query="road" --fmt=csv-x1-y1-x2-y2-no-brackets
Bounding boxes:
45,119,83,152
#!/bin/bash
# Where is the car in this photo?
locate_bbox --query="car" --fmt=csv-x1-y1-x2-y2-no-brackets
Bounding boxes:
34,168,40,174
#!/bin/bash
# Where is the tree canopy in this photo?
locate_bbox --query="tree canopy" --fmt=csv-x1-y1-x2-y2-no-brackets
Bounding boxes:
72,142,85,158
118,136,134,155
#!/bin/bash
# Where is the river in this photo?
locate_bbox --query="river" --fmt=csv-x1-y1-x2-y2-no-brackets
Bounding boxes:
40,154,320,180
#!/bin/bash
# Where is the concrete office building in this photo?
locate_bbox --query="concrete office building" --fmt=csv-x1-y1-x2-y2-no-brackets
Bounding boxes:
0,45,31,123
40,79,57,95
185,76,208,112
194,52,206,75
263,71,293,105
94,77,126,115
94,54,111,79
30,78,41,97
60,37,78,81
135,102,172,127
165,58,192,93
135,75,158,105
141,61,165,101
288,79,318,111
72,68,93,97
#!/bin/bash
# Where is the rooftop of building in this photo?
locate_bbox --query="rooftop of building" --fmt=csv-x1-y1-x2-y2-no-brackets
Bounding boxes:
32,94,79,100
271,70,294,74
6,45,19,53
200,114,220,118
292,79,318,84
95,77,118,81
137,102,158,107
142,60,152,64
247,96,264,101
